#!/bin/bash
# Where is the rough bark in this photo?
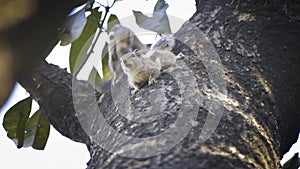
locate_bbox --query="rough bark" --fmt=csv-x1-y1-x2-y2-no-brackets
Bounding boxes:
14,0,300,169
19,61,90,143
191,0,300,156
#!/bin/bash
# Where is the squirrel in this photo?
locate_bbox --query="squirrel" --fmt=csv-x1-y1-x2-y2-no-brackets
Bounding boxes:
150,34,176,51
120,49,161,91
108,24,146,85
120,48,181,91
108,24,181,91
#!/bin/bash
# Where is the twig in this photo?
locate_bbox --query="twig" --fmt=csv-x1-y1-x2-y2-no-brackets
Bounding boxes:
74,0,117,77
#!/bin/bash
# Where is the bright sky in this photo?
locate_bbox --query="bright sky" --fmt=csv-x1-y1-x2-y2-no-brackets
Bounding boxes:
0,0,298,168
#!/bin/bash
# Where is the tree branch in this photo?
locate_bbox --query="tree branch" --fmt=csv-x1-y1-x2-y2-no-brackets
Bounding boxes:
14,0,300,168
19,61,91,143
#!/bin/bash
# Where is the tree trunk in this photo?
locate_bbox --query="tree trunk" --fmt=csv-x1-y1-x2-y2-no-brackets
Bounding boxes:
16,0,300,169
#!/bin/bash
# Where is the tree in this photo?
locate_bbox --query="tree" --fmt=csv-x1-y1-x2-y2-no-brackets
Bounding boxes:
1,0,299,168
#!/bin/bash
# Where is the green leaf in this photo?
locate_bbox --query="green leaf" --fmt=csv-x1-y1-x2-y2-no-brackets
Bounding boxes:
3,97,32,148
154,0,169,13
70,8,102,74
88,67,102,90
107,14,120,32
132,0,171,34
58,6,87,46
88,43,112,93
101,42,112,81
85,0,95,11
24,110,50,150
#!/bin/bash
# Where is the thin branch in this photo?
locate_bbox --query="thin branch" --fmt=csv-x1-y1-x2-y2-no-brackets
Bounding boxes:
74,0,117,77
